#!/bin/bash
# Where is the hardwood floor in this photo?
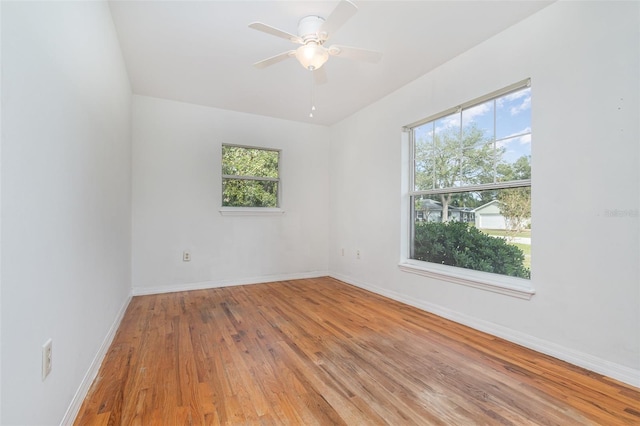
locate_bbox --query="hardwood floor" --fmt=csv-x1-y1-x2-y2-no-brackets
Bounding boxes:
74,277,640,425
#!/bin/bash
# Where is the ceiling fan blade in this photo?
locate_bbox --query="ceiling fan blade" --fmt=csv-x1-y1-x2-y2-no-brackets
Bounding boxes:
253,51,296,69
327,45,382,63
313,67,328,85
249,22,303,44
319,0,358,41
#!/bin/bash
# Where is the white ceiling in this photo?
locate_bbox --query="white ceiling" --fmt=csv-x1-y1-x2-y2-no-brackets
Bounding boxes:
109,1,552,126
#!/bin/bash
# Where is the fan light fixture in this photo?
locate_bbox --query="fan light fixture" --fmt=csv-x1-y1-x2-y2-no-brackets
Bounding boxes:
295,41,329,71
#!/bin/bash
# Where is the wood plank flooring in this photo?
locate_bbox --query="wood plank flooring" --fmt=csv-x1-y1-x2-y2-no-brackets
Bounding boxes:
74,277,640,425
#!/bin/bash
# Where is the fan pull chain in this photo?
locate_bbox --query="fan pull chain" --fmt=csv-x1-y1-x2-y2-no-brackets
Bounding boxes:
309,71,316,118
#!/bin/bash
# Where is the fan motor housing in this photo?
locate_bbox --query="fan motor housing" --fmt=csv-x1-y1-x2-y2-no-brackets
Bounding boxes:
298,15,326,42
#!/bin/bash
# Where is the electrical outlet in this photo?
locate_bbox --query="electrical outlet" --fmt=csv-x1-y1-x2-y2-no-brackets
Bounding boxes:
356,250,361,259
42,339,52,381
183,250,191,262
341,248,344,257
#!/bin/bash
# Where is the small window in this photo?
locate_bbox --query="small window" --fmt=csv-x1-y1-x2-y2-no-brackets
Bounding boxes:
222,145,280,208
408,81,531,280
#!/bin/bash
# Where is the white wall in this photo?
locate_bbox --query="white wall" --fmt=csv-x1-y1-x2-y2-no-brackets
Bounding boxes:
0,1,3,420
131,96,329,294
1,2,132,424
329,1,639,385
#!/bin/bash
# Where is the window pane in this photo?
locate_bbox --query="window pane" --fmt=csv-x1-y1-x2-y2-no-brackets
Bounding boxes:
222,179,278,207
496,137,531,182
462,99,494,141
414,122,434,191
496,87,531,140
413,193,482,224
432,113,461,189
222,146,279,178
460,142,496,186
411,188,531,279
460,102,496,186
434,112,460,135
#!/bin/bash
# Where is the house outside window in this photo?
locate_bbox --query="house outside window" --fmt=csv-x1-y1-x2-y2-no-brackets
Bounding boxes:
407,80,532,281
222,145,280,208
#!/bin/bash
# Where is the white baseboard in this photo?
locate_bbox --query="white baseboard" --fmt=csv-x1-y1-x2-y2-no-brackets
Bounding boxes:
60,294,132,425
132,270,330,296
330,272,640,389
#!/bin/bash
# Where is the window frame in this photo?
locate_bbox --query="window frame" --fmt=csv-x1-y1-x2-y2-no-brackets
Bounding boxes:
219,144,284,215
400,79,534,299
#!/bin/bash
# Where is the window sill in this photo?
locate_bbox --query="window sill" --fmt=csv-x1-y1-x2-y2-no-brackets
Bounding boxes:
398,260,535,300
219,207,285,216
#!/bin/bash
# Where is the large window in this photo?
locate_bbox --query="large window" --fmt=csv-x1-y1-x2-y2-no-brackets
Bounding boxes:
408,80,531,280
222,145,280,208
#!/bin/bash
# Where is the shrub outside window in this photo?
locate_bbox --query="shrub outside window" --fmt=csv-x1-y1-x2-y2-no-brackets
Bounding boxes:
408,80,531,279
222,145,280,208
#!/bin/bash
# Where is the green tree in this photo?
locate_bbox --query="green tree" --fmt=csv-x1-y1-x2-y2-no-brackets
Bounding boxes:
497,155,531,237
499,187,531,236
496,155,531,181
222,146,279,207
415,124,498,221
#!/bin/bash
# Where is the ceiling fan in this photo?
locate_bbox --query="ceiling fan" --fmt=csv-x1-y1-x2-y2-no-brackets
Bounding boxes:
249,0,382,72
